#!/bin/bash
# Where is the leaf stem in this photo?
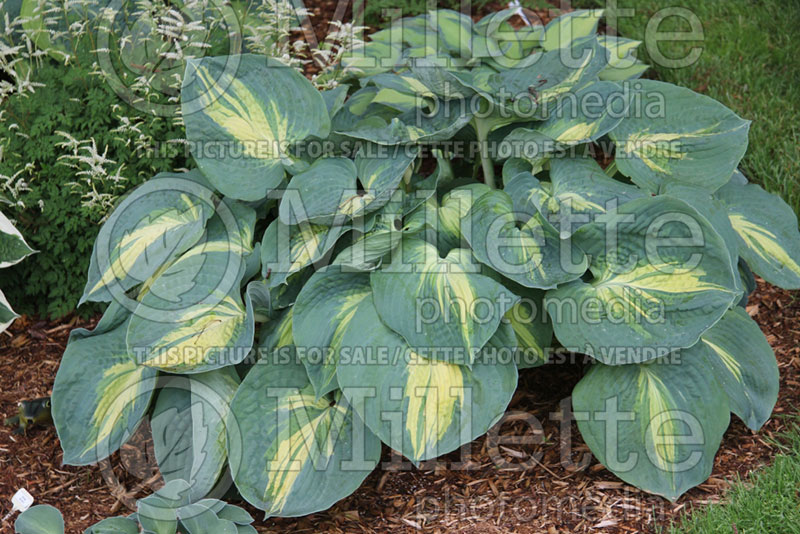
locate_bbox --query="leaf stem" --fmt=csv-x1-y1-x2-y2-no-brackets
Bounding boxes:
473,116,496,189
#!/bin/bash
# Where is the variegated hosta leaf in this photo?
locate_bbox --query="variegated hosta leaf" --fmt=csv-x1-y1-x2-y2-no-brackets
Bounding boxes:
279,157,359,225
573,349,730,501
715,180,800,289
438,183,492,252
260,218,349,287
127,202,257,374
505,286,553,369
452,37,606,118
501,81,631,156
227,358,380,517
336,97,474,145
337,297,518,462
610,80,750,193
182,54,330,201
546,196,739,364
660,182,743,293
151,368,240,502
371,237,519,365
341,40,403,77
52,305,157,465
81,171,215,305
429,9,473,58
597,35,648,81
465,190,588,289
542,9,604,51
0,210,35,268
293,267,372,398
258,306,294,359
0,289,19,333
505,158,645,237
700,307,779,430
355,142,418,212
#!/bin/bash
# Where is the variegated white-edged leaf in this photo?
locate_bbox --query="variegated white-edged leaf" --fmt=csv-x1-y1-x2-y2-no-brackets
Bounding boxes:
182,54,330,201
546,196,739,364
505,158,645,237
0,210,35,268
151,368,240,502
127,202,256,374
337,296,517,462
370,237,519,365
610,80,750,193
227,357,380,517
715,179,800,289
52,304,157,465
293,267,372,398
465,190,588,289
0,289,19,333
573,348,730,501
260,219,349,287
700,307,779,430
81,171,215,305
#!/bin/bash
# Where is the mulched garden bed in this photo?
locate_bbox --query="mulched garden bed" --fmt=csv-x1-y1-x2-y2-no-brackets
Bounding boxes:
1,280,798,534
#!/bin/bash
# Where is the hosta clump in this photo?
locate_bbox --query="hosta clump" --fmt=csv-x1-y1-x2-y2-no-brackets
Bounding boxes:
51,8,800,523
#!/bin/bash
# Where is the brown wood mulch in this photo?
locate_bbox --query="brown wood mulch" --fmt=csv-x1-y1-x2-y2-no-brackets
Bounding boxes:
1,280,798,534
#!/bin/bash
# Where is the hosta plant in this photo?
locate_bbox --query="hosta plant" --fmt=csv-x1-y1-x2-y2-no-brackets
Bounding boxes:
51,8,800,524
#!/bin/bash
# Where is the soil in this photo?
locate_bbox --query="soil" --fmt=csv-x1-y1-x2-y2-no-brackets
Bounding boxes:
1,280,799,534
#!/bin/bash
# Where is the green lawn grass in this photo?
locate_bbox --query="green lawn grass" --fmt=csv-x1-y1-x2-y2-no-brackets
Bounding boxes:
573,0,800,213
661,416,800,534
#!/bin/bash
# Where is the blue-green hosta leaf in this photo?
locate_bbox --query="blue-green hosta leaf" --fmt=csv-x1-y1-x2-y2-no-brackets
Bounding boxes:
81,171,215,305
151,368,240,502
542,9,604,51
428,9,473,58
610,80,750,193
52,307,157,465
15,505,64,534
337,297,517,462
293,267,372,398
502,81,630,157
700,307,779,430
320,85,349,119
597,35,647,81
137,480,194,534
546,196,739,364
355,142,418,212
85,516,140,534
573,348,729,501
0,289,19,333
127,203,256,374
260,219,349,287
371,237,519,364
0,210,36,268
342,40,403,77
177,503,237,534
257,306,294,359
182,55,330,201
505,286,553,369
660,182,743,293
438,183,492,251
336,97,473,145
279,157,359,225
505,158,645,237
465,190,588,289
715,180,800,289
227,358,380,517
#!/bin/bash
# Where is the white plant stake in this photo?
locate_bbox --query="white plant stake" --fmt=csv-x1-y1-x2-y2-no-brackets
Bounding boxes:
2,488,34,522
